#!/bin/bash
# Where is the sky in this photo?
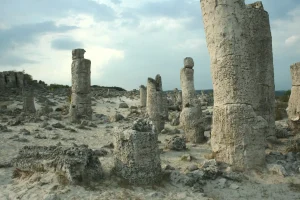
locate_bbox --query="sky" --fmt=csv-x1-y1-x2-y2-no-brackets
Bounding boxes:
0,0,299,91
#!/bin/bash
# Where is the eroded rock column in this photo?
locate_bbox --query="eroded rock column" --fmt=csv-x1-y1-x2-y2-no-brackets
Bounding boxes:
288,62,300,131
113,119,161,185
200,0,271,170
22,87,36,113
180,57,195,107
139,85,147,107
147,76,165,133
0,73,4,91
180,57,205,143
69,49,92,122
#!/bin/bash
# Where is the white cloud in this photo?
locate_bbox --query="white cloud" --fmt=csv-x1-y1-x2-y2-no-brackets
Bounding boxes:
285,35,300,46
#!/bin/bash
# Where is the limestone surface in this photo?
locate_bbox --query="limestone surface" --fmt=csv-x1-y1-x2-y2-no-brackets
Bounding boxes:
113,119,161,185
11,145,104,185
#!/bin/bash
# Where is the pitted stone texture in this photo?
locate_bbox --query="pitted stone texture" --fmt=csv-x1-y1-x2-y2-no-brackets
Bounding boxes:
11,145,104,185
4,71,17,88
184,57,194,69
140,85,147,107
200,0,274,170
288,62,300,131
71,59,91,94
212,105,267,171
147,77,165,133
16,72,24,88
70,49,92,121
113,122,161,185
180,67,195,107
72,49,86,60
180,105,205,143
22,87,36,113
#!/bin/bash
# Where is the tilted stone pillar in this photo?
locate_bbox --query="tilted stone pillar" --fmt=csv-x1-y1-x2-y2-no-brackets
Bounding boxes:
113,119,161,185
180,57,196,107
69,49,92,122
200,0,273,170
139,85,147,107
180,57,204,143
287,62,300,131
22,87,36,113
147,76,165,133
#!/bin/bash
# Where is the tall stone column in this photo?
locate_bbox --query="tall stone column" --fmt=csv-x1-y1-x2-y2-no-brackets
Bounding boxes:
16,72,24,88
139,85,147,107
22,87,36,113
200,0,272,170
287,62,300,131
180,57,204,143
147,76,165,133
180,57,195,107
69,49,92,122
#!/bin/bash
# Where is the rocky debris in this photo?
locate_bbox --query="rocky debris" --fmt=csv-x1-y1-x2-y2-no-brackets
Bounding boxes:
267,164,288,176
201,159,220,180
37,104,53,116
7,119,23,126
110,113,124,122
0,124,12,132
275,123,292,138
119,102,129,108
93,148,109,157
34,134,47,139
52,123,65,129
19,128,30,135
11,145,104,185
165,136,186,151
170,113,180,126
113,119,161,185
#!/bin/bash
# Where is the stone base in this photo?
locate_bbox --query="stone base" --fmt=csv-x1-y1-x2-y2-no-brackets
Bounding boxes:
211,104,267,171
114,126,161,185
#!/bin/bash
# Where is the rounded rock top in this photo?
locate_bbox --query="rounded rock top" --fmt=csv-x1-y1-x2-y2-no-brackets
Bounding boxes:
72,49,86,59
184,57,194,68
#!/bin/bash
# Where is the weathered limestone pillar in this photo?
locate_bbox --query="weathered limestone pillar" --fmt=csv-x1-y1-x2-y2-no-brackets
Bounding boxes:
147,76,165,133
180,57,195,107
113,119,161,185
0,73,5,91
180,57,205,143
200,0,271,170
22,87,36,113
4,72,17,88
16,72,24,88
139,85,147,107
246,1,276,141
287,62,300,132
69,49,92,122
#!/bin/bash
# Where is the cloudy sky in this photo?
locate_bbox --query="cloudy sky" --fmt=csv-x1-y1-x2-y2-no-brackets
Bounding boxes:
0,0,299,90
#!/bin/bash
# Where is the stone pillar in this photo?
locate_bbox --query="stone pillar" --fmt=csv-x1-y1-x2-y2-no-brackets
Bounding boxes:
180,57,195,107
0,72,5,91
147,76,165,133
246,1,276,141
113,119,161,185
16,72,24,88
200,0,271,170
69,49,92,122
179,57,204,143
22,87,36,113
139,85,147,107
287,62,300,131
4,72,17,88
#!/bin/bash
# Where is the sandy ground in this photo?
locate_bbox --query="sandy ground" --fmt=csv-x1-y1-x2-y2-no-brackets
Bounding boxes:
0,95,300,200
